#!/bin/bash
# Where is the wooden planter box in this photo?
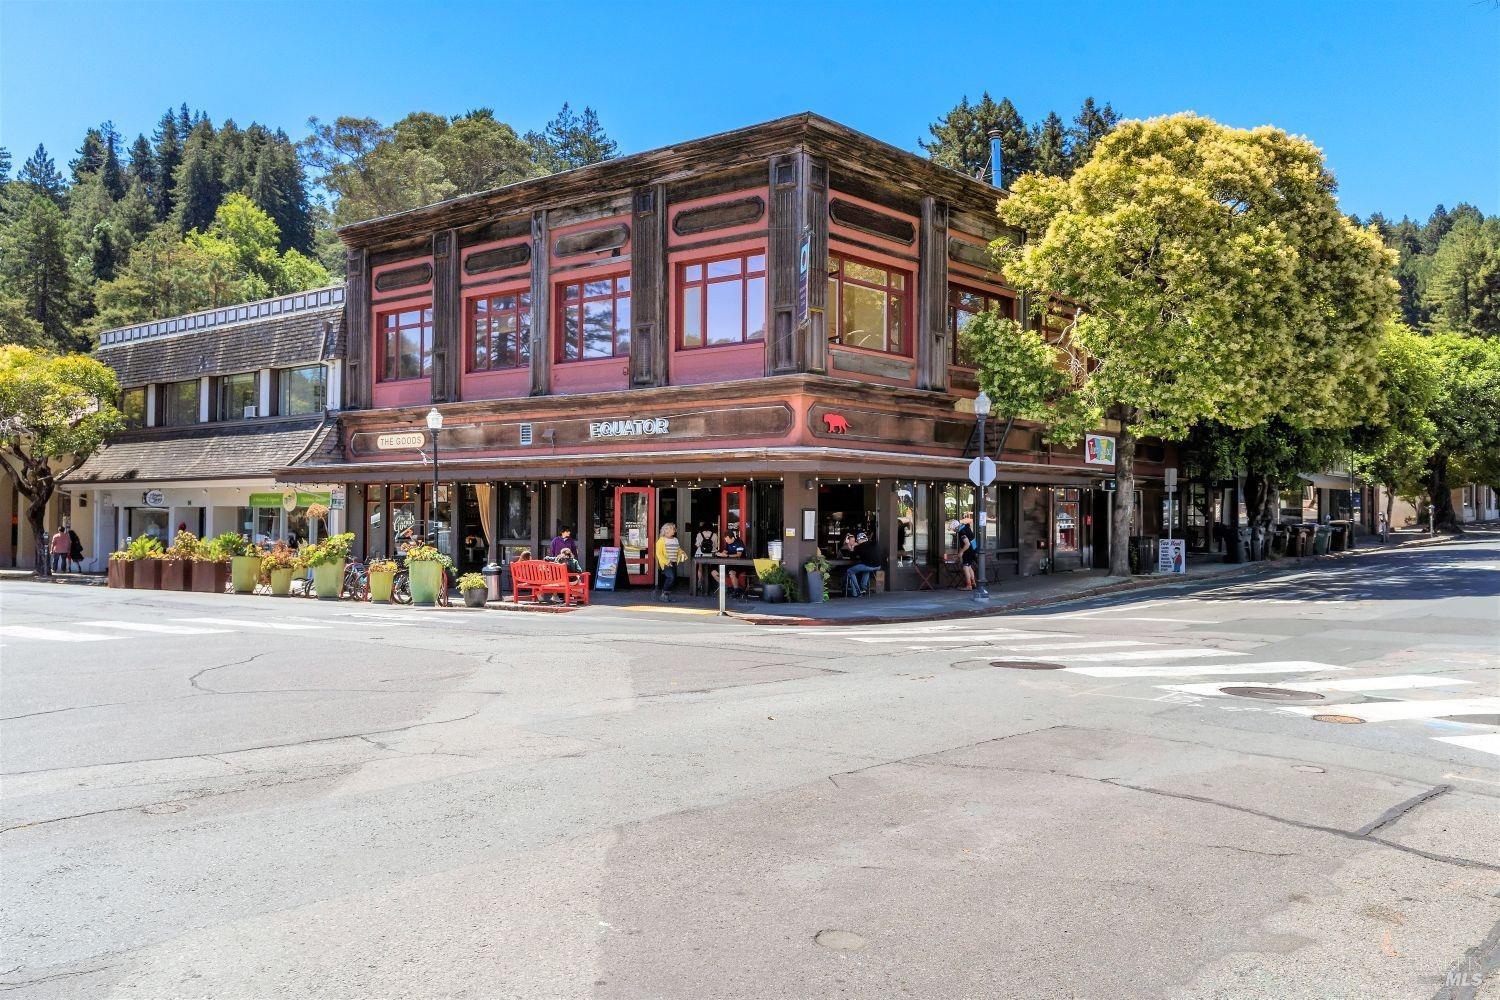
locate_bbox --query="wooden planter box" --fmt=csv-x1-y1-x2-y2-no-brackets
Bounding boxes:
191,560,230,594
133,559,161,589
159,558,189,591
107,559,134,589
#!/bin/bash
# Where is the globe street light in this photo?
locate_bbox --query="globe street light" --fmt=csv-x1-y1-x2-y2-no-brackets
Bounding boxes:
973,391,991,600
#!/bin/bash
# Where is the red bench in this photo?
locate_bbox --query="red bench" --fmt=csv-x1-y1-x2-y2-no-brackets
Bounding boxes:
510,559,590,606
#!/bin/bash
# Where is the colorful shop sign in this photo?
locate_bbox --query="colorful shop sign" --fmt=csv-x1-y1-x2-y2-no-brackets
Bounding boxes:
1084,433,1117,466
249,491,331,509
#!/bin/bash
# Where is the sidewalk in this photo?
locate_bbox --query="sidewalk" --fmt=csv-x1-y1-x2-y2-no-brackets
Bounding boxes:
0,569,108,585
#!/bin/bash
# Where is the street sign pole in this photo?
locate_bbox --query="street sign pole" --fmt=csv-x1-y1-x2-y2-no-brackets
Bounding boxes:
975,409,988,600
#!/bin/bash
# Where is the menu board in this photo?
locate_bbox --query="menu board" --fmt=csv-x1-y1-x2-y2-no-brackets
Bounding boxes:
595,546,622,591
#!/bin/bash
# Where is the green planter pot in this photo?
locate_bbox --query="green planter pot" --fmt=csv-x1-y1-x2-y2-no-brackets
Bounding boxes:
230,555,260,594
269,566,295,596
409,560,443,606
312,560,344,599
368,569,395,603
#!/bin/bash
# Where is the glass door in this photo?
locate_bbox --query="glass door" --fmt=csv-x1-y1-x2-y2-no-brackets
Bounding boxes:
614,486,655,586
720,486,746,544
1054,488,1081,569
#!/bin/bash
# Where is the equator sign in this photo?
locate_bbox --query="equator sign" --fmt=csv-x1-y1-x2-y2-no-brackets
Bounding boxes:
589,417,669,439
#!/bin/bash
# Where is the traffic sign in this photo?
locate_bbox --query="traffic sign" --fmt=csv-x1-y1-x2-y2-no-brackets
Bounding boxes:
967,456,996,487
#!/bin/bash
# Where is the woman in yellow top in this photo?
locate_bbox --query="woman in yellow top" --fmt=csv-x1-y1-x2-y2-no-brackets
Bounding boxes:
654,523,688,602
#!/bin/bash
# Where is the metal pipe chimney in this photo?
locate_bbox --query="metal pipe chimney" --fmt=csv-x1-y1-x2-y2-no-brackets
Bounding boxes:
987,127,1004,188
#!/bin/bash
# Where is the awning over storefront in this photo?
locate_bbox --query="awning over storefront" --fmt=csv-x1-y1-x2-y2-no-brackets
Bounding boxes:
65,417,334,486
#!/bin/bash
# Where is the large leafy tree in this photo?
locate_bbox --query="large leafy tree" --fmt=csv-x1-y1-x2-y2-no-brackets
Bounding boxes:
0,346,122,576
1422,213,1500,337
971,114,1395,575
1424,333,1500,529
0,196,79,351
1354,324,1441,528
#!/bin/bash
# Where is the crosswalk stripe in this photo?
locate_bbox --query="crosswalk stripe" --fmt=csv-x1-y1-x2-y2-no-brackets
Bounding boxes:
1157,674,1472,698
1434,734,1500,757
0,625,114,643
75,621,232,635
1043,648,1245,664
1281,698,1500,723
985,640,1149,652
171,617,326,631
1066,663,1347,678
850,632,1048,643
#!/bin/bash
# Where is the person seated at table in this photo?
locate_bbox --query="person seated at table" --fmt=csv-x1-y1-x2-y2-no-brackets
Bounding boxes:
693,522,720,560
540,547,584,603
845,531,883,598
711,530,748,598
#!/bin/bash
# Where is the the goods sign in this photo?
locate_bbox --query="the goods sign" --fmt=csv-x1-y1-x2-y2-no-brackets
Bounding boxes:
142,489,166,507
594,547,622,591
967,456,997,487
589,417,669,439
1158,538,1186,575
375,431,427,451
1085,433,1117,466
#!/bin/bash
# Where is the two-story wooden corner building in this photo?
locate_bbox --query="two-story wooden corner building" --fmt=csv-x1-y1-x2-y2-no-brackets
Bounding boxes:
51,287,350,570
279,113,1175,591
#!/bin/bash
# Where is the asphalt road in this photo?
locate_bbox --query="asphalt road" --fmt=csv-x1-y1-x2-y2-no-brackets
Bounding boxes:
2,535,1497,999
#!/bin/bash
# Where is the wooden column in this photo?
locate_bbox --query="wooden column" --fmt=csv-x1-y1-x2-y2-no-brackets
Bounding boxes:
630,185,668,388
430,228,461,403
917,197,950,392
529,210,552,396
767,152,829,375
344,248,369,410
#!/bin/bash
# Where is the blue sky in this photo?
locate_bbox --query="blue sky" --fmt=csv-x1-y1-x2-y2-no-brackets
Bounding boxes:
3,0,1496,221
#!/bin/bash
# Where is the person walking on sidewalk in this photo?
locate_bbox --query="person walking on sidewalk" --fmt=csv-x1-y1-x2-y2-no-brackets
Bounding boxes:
955,514,978,590
49,528,70,573
67,527,84,572
654,523,688,602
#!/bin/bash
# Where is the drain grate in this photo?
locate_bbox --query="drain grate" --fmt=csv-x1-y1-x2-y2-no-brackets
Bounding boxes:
1220,686,1326,702
989,660,1066,671
1312,714,1366,725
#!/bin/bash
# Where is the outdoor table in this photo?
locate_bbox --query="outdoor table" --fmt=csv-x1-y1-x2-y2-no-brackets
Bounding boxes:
693,557,757,596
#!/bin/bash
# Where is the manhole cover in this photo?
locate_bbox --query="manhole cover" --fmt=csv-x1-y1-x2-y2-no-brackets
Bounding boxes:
814,929,866,951
1220,686,1326,702
1440,714,1500,726
989,661,1065,670
1312,714,1366,725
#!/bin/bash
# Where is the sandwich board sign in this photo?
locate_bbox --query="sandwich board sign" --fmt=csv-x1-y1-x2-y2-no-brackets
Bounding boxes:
595,546,622,591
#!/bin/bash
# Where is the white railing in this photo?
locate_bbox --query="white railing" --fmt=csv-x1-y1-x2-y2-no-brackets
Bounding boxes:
98,285,346,347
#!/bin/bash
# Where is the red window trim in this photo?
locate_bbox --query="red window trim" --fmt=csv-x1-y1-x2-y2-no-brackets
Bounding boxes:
555,272,631,363
827,252,912,358
466,287,531,373
376,304,434,384
948,283,1016,367
676,250,767,350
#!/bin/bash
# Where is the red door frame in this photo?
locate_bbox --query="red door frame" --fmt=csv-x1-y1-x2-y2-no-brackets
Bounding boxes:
720,485,747,544
614,486,656,586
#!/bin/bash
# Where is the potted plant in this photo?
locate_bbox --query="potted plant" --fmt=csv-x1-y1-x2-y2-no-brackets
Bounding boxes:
191,533,237,594
127,535,163,589
107,549,134,589
803,550,831,604
303,531,354,599
160,530,198,591
404,543,447,606
215,533,262,594
458,571,488,608
367,558,397,603
758,563,799,604
261,541,298,596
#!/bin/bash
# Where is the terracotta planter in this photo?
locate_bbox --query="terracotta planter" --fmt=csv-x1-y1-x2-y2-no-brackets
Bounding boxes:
191,560,229,594
133,559,160,589
108,559,134,589
368,569,395,603
230,555,260,594
408,560,443,606
269,566,294,596
311,560,344,599
159,558,189,591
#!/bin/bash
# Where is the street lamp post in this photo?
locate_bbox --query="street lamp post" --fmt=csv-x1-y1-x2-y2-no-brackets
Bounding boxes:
974,390,991,601
426,407,443,549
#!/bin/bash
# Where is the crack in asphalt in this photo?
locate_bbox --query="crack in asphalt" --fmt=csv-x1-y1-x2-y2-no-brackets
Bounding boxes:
0,963,119,992
187,651,272,693
1354,784,1453,837
1434,916,1500,1000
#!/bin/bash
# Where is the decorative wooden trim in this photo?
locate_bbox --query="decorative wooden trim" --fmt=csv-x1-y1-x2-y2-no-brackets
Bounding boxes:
918,198,949,392
463,243,531,276
553,222,630,258
629,184,668,388
947,236,992,271
671,195,766,237
828,198,916,245
830,348,915,381
529,210,551,396
431,229,459,403
373,262,434,293
344,249,369,410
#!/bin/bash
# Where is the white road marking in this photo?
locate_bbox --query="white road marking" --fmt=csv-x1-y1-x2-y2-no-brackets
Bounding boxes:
985,641,1152,652
850,632,1053,643
75,621,232,635
1435,734,1500,757
1104,617,1221,624
1067,663,1348,678
1043,648,1246,664
1157,675,1473,698
1281,698,1500,723
0,625,115,643
171,617,327,631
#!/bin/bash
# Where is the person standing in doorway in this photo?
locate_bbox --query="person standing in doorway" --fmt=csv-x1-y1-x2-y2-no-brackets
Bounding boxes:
50,527,69,573
67,527,84,572
549,525,573,558
654,523,687,602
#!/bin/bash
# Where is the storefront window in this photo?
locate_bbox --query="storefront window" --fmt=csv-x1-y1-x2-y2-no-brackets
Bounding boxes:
949,286,1014,366
828,255,908,356
365,485,386,558
679,252,767,348
129,508,168,543
162,379,199,426
424,484,452,552
285,508,311,548
121,388,146,429
500,484,532,539
1055,489,1081,553
390,484,419,553
218,371,258,420
378,307,433,382
470,291,531,371
896,483,930,567
558,274,630,361
278,365,326,415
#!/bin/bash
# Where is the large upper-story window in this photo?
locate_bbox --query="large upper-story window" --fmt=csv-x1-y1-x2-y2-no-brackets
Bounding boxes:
161,379,199,426
121,388,146,429
558,274,630,361
949,286,1015,366
679,252,767,349
278,365,326,415
218,371,259,420
827,254,908,356
470,291,531,371
378,306,433,382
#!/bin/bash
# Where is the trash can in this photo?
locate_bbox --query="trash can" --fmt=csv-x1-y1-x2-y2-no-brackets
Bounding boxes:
1129,536,1159,574
1328,521,1349,552
482,561,502,602
1313,525,1331,556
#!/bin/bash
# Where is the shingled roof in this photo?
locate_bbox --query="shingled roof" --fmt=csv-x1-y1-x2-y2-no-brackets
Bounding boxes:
95,290,345,390
67,416,333,485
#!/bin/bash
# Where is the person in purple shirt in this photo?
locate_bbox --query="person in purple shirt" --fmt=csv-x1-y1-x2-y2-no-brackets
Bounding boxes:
549,525,574,557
